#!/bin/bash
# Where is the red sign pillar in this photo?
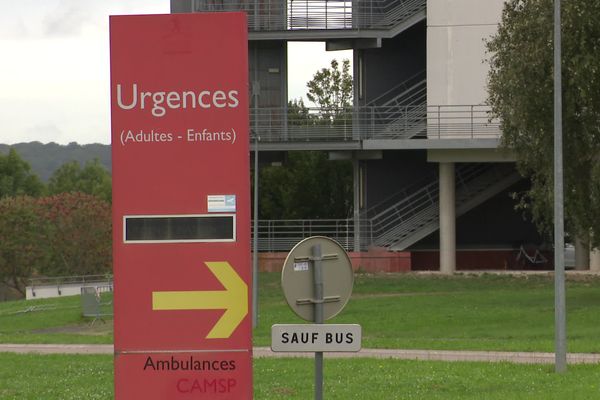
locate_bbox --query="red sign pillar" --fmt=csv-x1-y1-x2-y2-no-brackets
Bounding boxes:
110,13,251,399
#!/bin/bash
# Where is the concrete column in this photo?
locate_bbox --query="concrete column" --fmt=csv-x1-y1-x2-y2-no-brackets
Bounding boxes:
591,248,600,273
574,235,590,271
353,154,361,252
439,162,456,274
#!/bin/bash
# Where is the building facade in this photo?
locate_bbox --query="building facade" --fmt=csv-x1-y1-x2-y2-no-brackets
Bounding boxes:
170,0,557,272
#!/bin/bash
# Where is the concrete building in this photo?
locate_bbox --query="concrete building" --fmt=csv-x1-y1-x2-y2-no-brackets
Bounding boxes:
170,0,565,272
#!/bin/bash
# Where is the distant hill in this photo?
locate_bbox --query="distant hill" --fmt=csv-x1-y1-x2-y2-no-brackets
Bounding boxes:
0,142,111,182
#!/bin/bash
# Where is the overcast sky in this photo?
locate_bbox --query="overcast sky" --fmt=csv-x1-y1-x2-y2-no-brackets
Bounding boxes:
0,0,350,145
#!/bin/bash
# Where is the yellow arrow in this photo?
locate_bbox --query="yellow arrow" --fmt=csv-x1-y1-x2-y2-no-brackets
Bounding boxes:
152,261,248,339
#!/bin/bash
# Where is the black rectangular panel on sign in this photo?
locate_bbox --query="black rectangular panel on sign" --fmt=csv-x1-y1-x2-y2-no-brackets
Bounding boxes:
124,215,235,243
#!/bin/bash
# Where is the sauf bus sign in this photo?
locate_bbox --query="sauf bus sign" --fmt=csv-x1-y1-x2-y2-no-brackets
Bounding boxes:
110,13,251,399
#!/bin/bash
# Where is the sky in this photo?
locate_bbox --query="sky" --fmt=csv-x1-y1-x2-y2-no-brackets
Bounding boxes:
0,0,351,145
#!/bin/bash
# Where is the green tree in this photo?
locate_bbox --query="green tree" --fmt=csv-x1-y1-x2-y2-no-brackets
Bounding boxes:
48,159,112,203
0,149,45,198
0,196,50,295
284,151,352,219
486,0,600,247
257,60,354,220
0,192,112,294
306,59,353,123
259,151,352,220
287,98,313,126
39,192,112,277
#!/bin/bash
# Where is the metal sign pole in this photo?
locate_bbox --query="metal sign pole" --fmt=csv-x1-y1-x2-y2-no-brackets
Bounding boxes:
312,244,324,400
252,45,261,329
252,135,259,328
553,0,567,374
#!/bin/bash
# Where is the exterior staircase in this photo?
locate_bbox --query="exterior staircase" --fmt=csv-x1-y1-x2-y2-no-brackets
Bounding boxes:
254,164,522,252
367,0,427,35
368,163,521,250
367,70,427,139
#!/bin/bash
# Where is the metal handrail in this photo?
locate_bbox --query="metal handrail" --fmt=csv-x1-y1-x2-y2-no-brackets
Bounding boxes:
359,169,437,220
370,164,516,248
368,70,426,106
426,105,501,140
253,218,372,251
251,104,500,142
252,164,518,252
192,0,426,32
28,274,113,286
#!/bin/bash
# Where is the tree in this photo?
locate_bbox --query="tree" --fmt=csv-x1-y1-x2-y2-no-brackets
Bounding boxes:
258,151,352,220
0,149,45,198
257,60,355,220
284,151,352,219
486,0,600,247
0,196,50,295
306,59,353,123
287,98,313,126
38,192,112,277
0,192,111,295
48,159,112,203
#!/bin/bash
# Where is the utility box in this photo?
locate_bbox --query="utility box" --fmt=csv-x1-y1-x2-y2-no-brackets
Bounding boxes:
110,13,251,399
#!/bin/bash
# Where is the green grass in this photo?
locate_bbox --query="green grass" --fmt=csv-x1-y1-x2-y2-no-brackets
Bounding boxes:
2,276,600,399
0,354,113,400
253,272,600,353
1,353,599,399
0,293,113,344
2,273,600,353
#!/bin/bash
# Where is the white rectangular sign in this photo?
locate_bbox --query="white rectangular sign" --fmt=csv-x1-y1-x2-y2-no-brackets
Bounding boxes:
207,194,236,212
271,324,361,352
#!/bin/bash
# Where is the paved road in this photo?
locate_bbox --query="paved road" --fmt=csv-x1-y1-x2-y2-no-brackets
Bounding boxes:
1,344,599,364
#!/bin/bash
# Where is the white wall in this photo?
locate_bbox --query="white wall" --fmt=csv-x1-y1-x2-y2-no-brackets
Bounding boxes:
427,0,505,106
26,281,113,300
427,0,505,139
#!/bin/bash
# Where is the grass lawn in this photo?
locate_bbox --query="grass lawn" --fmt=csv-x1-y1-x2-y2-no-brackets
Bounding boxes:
1,353,599,399
254,272,600,353
0,293,113,344
1,272,600,353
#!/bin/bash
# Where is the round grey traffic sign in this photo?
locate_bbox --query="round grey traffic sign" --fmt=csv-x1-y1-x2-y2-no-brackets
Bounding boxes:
281,236,354,322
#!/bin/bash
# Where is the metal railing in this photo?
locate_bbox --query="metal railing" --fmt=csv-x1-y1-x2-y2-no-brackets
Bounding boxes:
254,219,372,251
251,104,500,142
368,70,426,107
370,164,491,248
372,163,519,250
253,107,354,141
253,163,519,252
369,176,438,247
288,0,353,29
359,170,437,220
28,274,113,287
192,0,426,32
427,105,501,140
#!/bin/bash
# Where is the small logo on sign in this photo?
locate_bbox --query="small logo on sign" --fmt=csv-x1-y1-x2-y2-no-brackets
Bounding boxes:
207,195,236,212
293,262,309,272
